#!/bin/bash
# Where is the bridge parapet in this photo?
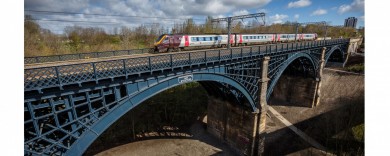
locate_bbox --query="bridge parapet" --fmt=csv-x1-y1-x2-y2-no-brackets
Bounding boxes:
348,38,363,53
25,48,153,64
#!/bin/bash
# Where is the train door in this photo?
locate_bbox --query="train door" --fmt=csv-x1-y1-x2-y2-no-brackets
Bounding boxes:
239,34,242,46
218,36,222,46
184,35,189,47
234,34,237,46
230,34,234,46
169,37,174,48
271,34,275,43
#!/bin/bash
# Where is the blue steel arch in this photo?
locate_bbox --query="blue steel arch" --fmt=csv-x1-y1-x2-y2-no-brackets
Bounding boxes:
65,73,257,155
266,51,317,100
24,39,351,155
324,45,344,65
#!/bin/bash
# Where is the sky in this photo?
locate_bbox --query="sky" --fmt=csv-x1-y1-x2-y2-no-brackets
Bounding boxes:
24,0,365,34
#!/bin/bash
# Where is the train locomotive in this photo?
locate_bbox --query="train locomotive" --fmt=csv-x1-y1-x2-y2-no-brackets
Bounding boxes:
154,33,317,53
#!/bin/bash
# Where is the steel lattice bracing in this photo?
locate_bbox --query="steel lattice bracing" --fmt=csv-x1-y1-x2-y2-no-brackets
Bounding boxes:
24,39,349,155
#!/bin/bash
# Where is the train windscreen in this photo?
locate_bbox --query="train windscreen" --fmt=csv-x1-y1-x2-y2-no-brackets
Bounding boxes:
155,35,165,42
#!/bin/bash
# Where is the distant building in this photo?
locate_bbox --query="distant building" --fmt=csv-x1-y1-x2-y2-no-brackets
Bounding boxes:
344,17,358,28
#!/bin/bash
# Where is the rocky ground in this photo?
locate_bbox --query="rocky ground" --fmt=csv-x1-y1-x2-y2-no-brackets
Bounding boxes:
94,119,237,156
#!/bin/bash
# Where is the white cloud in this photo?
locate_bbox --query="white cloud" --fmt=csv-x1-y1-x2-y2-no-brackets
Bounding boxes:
360,15,365,21
24,0,273,34
287,0,311,8
311,9,327,16
294,14,300,20
256,8,268,13
233,10,250,16
338,0,364,14
269,14,288,24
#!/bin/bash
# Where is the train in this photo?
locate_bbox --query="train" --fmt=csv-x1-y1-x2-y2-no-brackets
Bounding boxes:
154,33,318,52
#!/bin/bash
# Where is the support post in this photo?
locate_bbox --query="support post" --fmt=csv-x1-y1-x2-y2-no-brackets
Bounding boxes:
343,39,353,67
227,17,232,49
250,109,259,156
312,47,326,107
254,56,270,156
324,25,328,41
294,23,299,42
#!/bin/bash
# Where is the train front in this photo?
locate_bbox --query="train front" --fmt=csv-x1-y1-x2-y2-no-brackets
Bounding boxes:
154,34,167,52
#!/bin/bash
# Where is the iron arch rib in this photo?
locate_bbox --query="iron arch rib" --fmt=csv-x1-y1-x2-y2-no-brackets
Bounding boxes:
65,73,256,155
324,46,345,65
266,51,317,100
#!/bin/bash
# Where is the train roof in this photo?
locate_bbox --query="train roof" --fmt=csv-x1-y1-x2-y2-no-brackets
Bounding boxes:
161,33,317,36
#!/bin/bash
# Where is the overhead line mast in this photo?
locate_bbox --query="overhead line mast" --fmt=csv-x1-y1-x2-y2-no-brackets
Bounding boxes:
211,13,266,49
291,21,329,42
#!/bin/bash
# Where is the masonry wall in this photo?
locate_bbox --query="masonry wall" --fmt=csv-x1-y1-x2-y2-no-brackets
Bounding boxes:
269,75,317,107
320,69,364,103
207,97,256,155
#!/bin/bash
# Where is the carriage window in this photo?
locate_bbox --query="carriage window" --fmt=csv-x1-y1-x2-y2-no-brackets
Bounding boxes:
198,37,204,41
210,37,213,41
214,37,218,40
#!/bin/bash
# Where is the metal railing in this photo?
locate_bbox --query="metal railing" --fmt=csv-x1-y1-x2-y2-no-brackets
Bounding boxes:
24,48,154,64
24,39,349,92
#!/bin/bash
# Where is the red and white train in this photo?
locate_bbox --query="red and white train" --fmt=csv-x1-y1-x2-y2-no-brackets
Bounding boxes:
154,33,318,53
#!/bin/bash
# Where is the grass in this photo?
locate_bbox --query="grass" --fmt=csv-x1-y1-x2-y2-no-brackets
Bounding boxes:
352,124,364,142
345,63,364,73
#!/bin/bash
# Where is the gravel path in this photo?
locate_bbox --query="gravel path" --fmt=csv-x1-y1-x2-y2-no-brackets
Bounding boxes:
95,121,238,156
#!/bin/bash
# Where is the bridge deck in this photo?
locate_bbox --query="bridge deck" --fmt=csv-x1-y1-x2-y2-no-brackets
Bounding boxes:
25,42,313,69
24,39,348,93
